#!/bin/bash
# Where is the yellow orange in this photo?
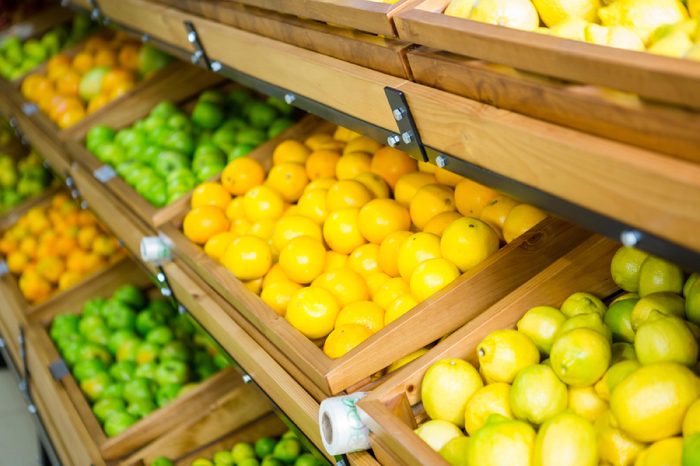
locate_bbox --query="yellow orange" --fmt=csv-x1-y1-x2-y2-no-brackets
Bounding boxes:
502,204,547,243
183,205,230,244
221,158,265,195
370,147,417,188
394,172,437,206
204,231,237,260
358,198,411,244
480,196,519,240
266,162,309,202
297,189,328,224
243,185,285,222
435,167,464,186
71,52,94,74
221,235,272,280
261,279,303,316
455,179,498,217
378,230,412,277
305,150,340,180
423,211,463,237
397,232,442,280
409,184,456,230
313,267,369,307
323,324,373,359
286,287,340,339
326,180,373,211
278,236,327,284
354,172,389,199
374,277,411,311
384,294,419,325
191,182,232,210
335,301,385,333
336,152,372,180
347,243,381,275
118,44,140,71
270,215,323,253
323,208,366,254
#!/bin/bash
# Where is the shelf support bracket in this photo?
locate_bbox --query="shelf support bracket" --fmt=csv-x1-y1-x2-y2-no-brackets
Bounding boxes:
383,87,428,162
183,21,221,72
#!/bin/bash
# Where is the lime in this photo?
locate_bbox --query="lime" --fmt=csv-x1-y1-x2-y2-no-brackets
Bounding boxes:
684,399,700,436
238,459,260,466
247,102,279,129
439,436,471,466
293,453,322,466
231,442,256,463
467,415,535,466
594,410,646,466
421,359,483,427
638,256,684,297
516,306,566,355
213,450,234,465
594,360,640,401
568,386,608,423
686,279,700,325
636,437,683,466
610,246,648,292
192,101,224,130
683,433,700,466
272,438,301,463
631,292,685,330
684,273,699,298
150,456,175,466
510,364,567,425
477,329,540,383
86,125,116,152
464,382,512,435
558,313,612,342
560,292,607,318
611,342,637,364
550,328,611,387
604,299,637,343
635,316,698,366
414,419,464,452
192,459,214,466
611,292,640,304
255,437,277,459
533,412,597,466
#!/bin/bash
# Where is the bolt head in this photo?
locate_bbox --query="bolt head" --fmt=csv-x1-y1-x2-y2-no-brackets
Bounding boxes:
210,61,222,72
435,155,447,168
392,108,404,121
620,230,642,247
401,131,413,144
187,31,196,43
387,134,401,148
284,93,296,104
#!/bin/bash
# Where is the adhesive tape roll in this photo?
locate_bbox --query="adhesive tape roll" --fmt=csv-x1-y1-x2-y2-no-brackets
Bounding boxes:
319,392,371,456
140,236,171,263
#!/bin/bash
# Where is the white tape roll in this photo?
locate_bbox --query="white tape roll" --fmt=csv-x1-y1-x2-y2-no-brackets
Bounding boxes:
319,392,371,456
140,236,171,263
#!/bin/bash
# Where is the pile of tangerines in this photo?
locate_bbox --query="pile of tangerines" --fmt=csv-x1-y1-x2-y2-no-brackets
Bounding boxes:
20,32,142,129
0,192,124,304
181,126,547,359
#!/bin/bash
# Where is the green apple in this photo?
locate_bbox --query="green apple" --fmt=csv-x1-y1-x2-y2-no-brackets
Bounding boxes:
115,128,147,149
151,101,179,120
136,342,161,365
212,127,238,153
93,397,126,423
73,359,107,383
159,341,190,362
142,115,167,133
41,32,61,56
104,301,137,331
83,298,107,318
272,439,301,463
0,167,17,188
161,131,195,156
127,397,156,418
192,101,224,130
154,150,190,178
16,179,43,198
123,378,154,403
266,96,294,116
138,178,167,207
135,310,165,336
155,383,182,407
167,113,191,131
94,142,127,165
150,457,175,466
86,125,115,152
134,361,158,380
268,118,294,139
197,362,218,381
155,360,189,386
255,437,277,459
150,126,172,146
104,412,137,437
113,284,147,309
108,330,138,355
81,372,113,401
79,315,108,341
116,337,142,363
237,128,266,147
77,342,112,365
213,450,235,465
109,361,137,383
238,459,260,466
102,382,124,400
147,326,174,346
23,39,47,61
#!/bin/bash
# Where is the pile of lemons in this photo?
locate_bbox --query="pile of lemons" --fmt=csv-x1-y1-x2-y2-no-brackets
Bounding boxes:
181,125,545,359
416,246,700,466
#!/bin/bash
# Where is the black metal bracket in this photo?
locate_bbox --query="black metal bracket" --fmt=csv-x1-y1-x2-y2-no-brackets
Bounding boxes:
18,327,29,398
183,21,221,72
384,87,428,162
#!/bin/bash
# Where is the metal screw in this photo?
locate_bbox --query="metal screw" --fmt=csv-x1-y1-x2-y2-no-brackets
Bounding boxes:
90,9,100,20
177,304,187,315
401,131,413,144
0,338,4,348
191,50,203,64
210,61,222,72
284,93,296,105
27,404,36,414
80,200,88,210
19,380,26,392
242,374,252,384
142,34,150,43
187,31,196,43
387,134,401,147
160,287,172,297
620,229,642,247
392,108,405,121
435,155,447,168
60,0,69,6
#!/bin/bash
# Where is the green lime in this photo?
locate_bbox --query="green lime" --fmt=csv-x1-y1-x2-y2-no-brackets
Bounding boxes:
631,292,685,330
293,453,322,466
635,316,698,366
558,313,612,342
686,279,700,325
272,438,301,463
683,432,700,466
247,102,278,129
213,450,235,465
150,456,174,466
86,125,116,152
467,416,534,466
192,101,225,130
516,306,566,355
231,442,256,463
684,273,699,298
604,298,637,343
255,437,277,459
638,256,684,297
594,359,640,400
550,328,611,387
510,364,567,425
610,246,648,292
560,292,607,318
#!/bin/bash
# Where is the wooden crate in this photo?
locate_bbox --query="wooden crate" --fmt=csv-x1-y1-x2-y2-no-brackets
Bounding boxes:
27,257,242,461
159,0,413,78
358,235,620,466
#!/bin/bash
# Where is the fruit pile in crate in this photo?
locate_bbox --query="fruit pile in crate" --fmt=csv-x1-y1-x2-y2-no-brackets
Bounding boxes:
0,192,124,303
50,284,232,437
20,32,171,128
0,149,53,213
414,246,700,466
181,124,546,359
85,89,296,207
0,14,93,80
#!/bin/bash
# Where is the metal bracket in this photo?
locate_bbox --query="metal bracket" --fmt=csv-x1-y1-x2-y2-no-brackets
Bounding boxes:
49,359,70,381
18,327,29,397
21,102,38,117
183,21,221,72
93,165,116,183
64,175,81,201
384,87,428,162
87,0,102,21
0,260,8,277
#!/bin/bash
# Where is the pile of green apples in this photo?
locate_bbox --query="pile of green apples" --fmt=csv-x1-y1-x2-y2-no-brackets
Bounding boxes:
0,150,53,212
50,284,233,437
85,89,296,207
0,15,93,80
151,430,327,466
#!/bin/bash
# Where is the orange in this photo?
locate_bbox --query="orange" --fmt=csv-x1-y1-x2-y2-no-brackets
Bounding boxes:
418,160,437,174
285,287,340,339
32,77,55,103
333,126,362,143
279,236,326,284
72,52,94,74
262,263,287,288
344,136,382,155
409,258,460,301
225,197,246,221
364,271,390,298
248,219,276,241
19,270,52,303
19,237,38,258
38,92,57,113
221,158,265,195
358,199,411,244
36,256,65,284
397,232,442,280
243,185,285,222
0,237,18,256
6,251,29,274
191,182,232,210
77,226,99,250
384,294,419,325
82,252,106,274
441,217,500,272
479,195,519,240
304,133,335,151
204,231,237,260
435,167,465,186
502,204,547,243
370,147,418,188
118,44,141,71
94,48,117,67
109,81,135,100
297,189,329,225
378,230,412,277
323,208,366,254
273,140,310,165
326,180,373,211
305,150,341,180
336,152,372,180
101,68,135,93
354,172,389,199
230,218,251,236
304,177,336,194
65,250,87,273
394,172,437,206
455,179,498,217
56,70,81,96
266,162,309,202
55,235,78,256
271,215,323,253
46,55,72,75
58,271,82,291
220,235,272,281
87,93,110,114
244,277,263,295
261,279,303,315
323,324,373,359
20,74,45,100
324,251,348,273
423,211,463,237
317,140,345,152
335,301,385,333
76,210,97,227
183,205,230,244
84,36,111,53
347,243,381,275
373,277,411,311
49,96,82,121
56,107,86,129
313,268,369,307
409,184,456,230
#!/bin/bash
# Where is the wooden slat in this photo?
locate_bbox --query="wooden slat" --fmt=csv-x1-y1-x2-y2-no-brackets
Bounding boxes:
0,6,73,42
408,47,700,164
394,6,700,111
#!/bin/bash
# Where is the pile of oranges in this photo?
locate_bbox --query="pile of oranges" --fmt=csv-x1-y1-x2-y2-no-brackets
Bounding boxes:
181,126,547,359
20,32,142,129
0,192,124,304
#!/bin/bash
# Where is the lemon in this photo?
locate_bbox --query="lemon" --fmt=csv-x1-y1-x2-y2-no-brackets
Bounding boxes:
502,204,547,243
323,324,373,359
387,348,428,373
409,184,456,229
683,433,700,466
326,180,373,211
464,382,513,435
394,172,437,206
414,420,464,452
598,0,688,44
285,287,340,339
649,29,694,56
611,362,700,442
604,299,637,343
357,199,411,245
594,360,641,401
312,268,369,307
611,342,637,364
635,316,698,366
569,386,608,422
271,215,323,254
684,273,700,298
611,247,649,293
323,208,366,255
440,217,500,273
533,412,598,466
347,243,381,275
221,235,273,280
384,294,419,325
558,313,613,342
278,236,326,284
561,291,607,318
631,292,685,330
260,279,303,316
335,300,385,334
468,0,540,29
409,258,461,301
273,140,311,165
635,437,683,466
550,328,611,387
439,435,471,466
364,271,390,297
354,172,390,199
479,196,519,239
379,230,412,277
374,277,411,311
466,415,536,466
335,152,371,180
422,358,483,427
550,17,591,40
478,329,540,383
423,211,464,237
333,126,362,142
685,280,700,325
683,399,700,436
637,256,684,297
445,0,478,17
594,410,647,466
517,306,567,355
398,232,442,280
612,293,640,304
511,364,568,425
533,0,599,26
586,24,646,50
